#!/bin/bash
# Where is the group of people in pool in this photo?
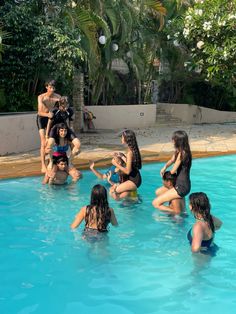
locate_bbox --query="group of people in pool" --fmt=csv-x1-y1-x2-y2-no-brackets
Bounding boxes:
37,80,222,254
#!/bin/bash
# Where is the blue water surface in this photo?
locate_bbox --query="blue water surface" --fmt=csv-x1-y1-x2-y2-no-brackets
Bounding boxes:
0,155,236,314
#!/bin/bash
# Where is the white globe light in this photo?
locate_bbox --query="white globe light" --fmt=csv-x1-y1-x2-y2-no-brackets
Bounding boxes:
126,51,132,58
112,43,119,51
98,35,106,45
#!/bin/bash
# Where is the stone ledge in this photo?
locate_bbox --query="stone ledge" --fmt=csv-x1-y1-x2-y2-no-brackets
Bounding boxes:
1,150,236,180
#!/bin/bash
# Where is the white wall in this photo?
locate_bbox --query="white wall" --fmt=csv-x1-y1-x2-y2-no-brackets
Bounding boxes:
157,103,236,124
0,113,40,155
85,104,157,129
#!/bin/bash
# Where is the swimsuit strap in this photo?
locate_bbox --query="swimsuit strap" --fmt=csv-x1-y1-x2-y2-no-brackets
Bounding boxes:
195,217,205,222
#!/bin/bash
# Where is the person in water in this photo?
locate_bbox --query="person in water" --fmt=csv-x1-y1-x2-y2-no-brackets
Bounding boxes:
89,152,127,186
71,184,118,232
160,171,186,215
37,80,61,173
110,129,142,200
188,192,222,253
153,130,192,211
43,156,70,185
45,123,81,181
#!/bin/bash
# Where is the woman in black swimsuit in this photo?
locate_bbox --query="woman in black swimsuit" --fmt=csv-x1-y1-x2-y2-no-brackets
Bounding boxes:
153,130,192,212
188,192,222,253
71,184,118,232
110,129,142,200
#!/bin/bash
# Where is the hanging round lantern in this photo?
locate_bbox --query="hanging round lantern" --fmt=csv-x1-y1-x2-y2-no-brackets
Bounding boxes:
112,43,119,52
98,35,106,45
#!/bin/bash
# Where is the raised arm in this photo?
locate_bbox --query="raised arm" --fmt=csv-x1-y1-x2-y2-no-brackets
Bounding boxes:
112,151,132,175
160,153,176,176
89,161,106,180
71,206,86,229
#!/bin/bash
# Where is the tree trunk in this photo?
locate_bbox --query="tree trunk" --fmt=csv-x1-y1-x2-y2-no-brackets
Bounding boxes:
73,70,84,133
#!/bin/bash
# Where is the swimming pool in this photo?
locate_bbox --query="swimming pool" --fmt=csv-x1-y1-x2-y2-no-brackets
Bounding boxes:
1,155,236,314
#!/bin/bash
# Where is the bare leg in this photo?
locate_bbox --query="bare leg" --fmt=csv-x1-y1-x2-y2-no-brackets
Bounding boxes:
110,180,137,200
152,188,182,211
39,129,46,173
155,185,168,196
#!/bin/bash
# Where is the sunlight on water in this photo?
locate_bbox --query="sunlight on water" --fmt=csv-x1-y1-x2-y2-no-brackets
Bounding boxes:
0,155,236,314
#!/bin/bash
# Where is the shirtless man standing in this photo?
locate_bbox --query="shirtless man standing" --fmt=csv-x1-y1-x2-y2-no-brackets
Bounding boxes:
37,80,61,172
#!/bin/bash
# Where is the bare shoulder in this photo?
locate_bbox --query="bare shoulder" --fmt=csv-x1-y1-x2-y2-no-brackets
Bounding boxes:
81,205,87,212
38,92,46,100
193,221,203,233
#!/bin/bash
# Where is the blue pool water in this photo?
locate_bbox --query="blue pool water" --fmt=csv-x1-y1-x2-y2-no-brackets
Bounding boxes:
1,155,236,314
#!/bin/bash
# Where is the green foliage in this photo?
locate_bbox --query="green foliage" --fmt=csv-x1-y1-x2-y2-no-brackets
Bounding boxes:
0,0,168,111
0,1,84,112
168,0,236,95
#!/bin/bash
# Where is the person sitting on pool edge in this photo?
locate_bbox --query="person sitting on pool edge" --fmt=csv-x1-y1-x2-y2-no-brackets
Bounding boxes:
188,192,222,253
89,152,127,186
158,171,186,215
43,155,80,185
71,184,118,233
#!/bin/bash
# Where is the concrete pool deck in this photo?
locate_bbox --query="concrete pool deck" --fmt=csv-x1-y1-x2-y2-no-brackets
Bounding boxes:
0,123,236,179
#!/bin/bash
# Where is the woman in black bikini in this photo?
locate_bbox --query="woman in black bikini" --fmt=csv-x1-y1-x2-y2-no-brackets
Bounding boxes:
110,129,142,200
188,192,222,253
153,130,192,212
71,184,118,232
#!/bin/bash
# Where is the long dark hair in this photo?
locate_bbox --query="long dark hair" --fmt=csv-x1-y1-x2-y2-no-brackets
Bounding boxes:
123,129,142,169
189,192,215,233
116,155,128,183
172,130,192,168
85,185,111,231
53,123,69,145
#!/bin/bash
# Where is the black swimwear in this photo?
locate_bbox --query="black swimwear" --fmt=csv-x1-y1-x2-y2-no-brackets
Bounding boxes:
50,107,74,128
128,168,142,188
36,115,48,130
187,228,214,249
174,158,191,197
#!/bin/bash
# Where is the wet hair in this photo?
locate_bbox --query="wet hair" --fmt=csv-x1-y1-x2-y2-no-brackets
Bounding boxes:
122,129,142,169
163,171,177,185
85,185,111,231
45,80,56,88
172,130,192,168
54,155,68,165
189,192,215,233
